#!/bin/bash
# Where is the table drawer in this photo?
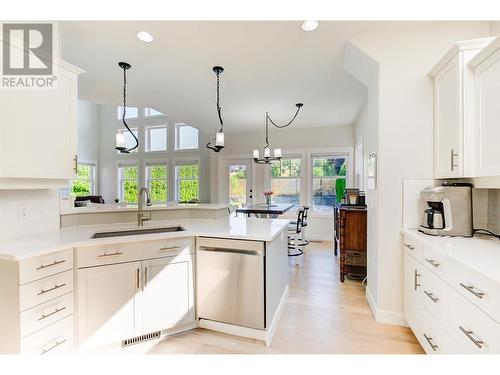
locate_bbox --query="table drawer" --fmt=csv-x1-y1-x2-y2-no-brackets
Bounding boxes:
418,306,462,354
19,269,74,311
18,249,73,285
403,233,422,261
20,292,74,338
20,315,74,354
77,237,194,268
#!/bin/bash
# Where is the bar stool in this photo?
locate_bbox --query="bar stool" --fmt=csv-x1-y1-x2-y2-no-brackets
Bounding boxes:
297,205,309,247
288,207,305,257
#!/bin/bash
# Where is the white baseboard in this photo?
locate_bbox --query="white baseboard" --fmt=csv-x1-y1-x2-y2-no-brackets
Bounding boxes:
366,287,408,327
199,285,290,347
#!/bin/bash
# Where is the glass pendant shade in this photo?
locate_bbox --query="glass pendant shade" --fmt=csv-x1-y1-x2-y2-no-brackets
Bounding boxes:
264,148,271,158
215,132,225,147
116,133,126,149
253,149,260,159
274,148,282,158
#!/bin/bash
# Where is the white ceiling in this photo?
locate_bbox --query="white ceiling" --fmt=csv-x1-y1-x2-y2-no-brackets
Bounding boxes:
61,21,376,133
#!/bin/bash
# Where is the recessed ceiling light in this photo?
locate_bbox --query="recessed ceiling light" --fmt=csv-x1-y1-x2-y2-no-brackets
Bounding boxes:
137,31,153,42
301,21,319,32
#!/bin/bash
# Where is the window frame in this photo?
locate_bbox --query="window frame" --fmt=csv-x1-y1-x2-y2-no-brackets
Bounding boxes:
144,160,169,204
174,160,200,202
117,106,139,120
71,161,97,197
145,124,168,153
309,152,350,213
269,155,303,207
175,123,200,151
117,162,140,204
144,107,165,118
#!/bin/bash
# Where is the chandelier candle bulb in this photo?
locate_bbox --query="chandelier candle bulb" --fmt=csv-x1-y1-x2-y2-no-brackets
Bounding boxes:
215,132,225,147
116,133,126,149
264,148,271,158
274,148,282,158
253,149,260,159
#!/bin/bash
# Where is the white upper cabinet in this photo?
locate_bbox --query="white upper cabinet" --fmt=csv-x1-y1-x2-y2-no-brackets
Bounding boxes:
0,59,84,189
469,37,500,177
429,38,494,179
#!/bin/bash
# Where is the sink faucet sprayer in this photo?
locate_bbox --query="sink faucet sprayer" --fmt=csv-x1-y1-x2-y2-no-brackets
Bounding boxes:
137,187,152,226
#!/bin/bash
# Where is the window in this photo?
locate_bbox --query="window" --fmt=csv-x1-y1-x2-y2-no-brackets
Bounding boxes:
117,128,139,153
118,164,139,203
145,163,168,203
175,163,199,202
271,158,301,205
229,164,247,207
144,108,164,117
71,163,96,196
175,123,199,150
117,106,138,120
312,155,346,212
145,125,167,152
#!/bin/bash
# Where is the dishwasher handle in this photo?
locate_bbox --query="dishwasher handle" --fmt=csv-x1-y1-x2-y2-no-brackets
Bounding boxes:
198,246,264,256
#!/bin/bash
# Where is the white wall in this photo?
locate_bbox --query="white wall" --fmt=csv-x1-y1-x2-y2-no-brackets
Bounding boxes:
345,21,491,325
77,100,100,163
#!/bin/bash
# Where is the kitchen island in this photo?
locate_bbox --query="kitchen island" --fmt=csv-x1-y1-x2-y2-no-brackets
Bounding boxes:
0,216,289,354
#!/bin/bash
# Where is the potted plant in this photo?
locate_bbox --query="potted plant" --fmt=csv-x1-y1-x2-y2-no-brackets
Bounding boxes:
263,191,273,206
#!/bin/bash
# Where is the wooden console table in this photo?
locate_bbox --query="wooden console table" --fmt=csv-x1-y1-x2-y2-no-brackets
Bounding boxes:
333,202,367,282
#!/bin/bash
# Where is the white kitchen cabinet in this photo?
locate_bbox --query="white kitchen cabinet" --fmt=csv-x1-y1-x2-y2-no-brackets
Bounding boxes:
77,261,142,350
0,60,84,189
469,38,500,177
142,256,195,333
403,250,422,334
429,38,494,179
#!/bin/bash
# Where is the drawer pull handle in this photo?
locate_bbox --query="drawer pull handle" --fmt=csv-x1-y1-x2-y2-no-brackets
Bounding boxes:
424,290,439,303
97,251,123,258
423,334,438,351
425,258,440,268
159,246,180,252
37,283,66,296
414,270,421,291
459,283,484,299
41,339,66,355
404,243,415,250
459,326,484,349
37,306,67,321
36,259,66,271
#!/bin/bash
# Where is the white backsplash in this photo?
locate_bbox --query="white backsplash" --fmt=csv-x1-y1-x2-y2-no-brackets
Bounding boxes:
0,189,60,241
486,189,500,234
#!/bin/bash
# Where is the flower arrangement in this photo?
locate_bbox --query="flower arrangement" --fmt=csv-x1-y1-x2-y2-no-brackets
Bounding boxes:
263,191,273,205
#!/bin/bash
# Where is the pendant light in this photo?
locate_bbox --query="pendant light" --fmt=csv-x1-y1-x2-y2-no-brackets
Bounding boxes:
206,66,225,152
253,103,303,164
115,61,139,154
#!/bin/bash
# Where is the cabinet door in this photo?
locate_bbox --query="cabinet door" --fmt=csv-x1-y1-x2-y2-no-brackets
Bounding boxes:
141,255,195,333
404,251,422,334
434,55,462,178
474,49,500,176
0,65,78,180
77,261,142,350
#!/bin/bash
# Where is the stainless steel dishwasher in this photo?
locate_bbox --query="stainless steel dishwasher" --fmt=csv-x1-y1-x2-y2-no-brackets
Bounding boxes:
197,237,265,330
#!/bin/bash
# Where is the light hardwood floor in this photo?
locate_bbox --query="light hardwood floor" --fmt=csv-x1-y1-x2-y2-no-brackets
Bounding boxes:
145,241,424,354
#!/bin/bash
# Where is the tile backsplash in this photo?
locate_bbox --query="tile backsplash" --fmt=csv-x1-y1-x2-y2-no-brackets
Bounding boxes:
0,189,60,241
472,188,500,234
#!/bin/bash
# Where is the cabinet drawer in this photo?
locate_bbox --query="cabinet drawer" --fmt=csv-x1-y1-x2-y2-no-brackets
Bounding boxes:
447,284,500,353
421,244,452,278
77,237,194,268
403,233,422,261
418,306,462,354
19,269,74,311
20,315,74,354
18,249,73,285
20,292,74,338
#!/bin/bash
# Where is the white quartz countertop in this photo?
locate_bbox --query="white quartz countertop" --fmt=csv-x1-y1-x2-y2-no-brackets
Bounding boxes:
60,202,230,215
0,216,289,261
404,228,500,284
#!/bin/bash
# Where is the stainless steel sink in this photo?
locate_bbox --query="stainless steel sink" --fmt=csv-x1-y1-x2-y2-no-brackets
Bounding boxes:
91,226,185,239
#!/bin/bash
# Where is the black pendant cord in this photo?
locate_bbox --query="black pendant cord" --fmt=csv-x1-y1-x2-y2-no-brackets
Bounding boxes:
264,113,270,151
206,66,225,152
267,103,303,129
118,62,138,153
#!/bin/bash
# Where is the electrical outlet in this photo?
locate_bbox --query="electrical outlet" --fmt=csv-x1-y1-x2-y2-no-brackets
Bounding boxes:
17,206,29,220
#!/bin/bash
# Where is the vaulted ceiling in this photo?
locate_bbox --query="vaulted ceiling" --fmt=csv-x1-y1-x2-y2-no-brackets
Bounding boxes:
61,21,377,133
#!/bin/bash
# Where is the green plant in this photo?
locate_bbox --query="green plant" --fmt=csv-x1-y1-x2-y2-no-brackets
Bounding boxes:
335,178,346,203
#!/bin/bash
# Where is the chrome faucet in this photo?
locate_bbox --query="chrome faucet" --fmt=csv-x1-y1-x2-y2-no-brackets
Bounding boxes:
137,187,152,226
